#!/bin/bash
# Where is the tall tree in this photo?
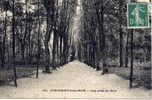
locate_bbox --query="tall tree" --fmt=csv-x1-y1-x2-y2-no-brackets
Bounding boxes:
43,0,55,73
119,0,123,67
12,0,17,87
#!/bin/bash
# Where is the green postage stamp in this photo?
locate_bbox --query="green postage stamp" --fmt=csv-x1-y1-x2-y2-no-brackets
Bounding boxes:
127,3,149,28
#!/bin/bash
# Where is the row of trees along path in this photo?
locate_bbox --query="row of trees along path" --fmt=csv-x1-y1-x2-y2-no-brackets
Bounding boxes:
0,0,151,89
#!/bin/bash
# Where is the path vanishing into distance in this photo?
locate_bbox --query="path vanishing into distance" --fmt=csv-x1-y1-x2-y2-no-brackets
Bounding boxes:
0,61,151,98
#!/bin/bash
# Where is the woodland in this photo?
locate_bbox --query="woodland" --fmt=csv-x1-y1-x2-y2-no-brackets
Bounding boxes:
0,0,151,89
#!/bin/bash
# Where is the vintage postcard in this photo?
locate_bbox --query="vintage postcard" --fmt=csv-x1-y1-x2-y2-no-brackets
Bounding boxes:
0,0,151,99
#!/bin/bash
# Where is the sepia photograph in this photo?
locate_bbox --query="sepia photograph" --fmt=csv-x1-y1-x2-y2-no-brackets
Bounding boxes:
0,0,151,99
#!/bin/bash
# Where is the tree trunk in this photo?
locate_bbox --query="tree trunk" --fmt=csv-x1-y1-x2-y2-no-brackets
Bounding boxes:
44,13,51,73
125,30,129,67
119,0,123,67
43,0,55,73
12,0,17,87
52,31,58,69
1,11,7,69
60,36,63,65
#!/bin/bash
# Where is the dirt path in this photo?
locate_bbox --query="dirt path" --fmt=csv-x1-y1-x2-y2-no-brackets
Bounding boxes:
0,61,151,98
